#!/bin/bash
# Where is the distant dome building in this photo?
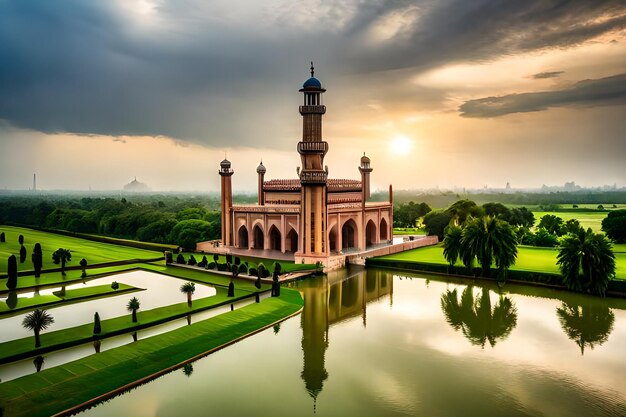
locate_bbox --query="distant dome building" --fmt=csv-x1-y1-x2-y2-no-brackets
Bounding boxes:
123,177,151,192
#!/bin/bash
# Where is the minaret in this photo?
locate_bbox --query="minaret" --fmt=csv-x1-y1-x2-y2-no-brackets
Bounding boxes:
298,63,329,256
359,153,373,201
256,161,266,205
33,173,37,192
219,158,234,246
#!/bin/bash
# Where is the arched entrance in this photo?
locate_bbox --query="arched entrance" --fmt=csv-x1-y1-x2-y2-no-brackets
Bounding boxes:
328,225,338,252
341,219,357,250
253,225,264,249
380,218,388,241
366,220,377,247
238,226,249,249
269,225,281,251
286,228,298,253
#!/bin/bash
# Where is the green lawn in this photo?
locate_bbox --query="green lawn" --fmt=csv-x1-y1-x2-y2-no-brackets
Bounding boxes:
532,211,608,233
0,225,162,274
378,244,626,279
0,283,141,316
0,289,303,417
393,227,425,235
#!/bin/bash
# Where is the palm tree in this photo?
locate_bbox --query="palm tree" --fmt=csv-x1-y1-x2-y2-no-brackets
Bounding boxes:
22,309,55,348
52,248,72,276
127,297,141,323
557,228,616,296
441,286,517,348
442,224,462,269
460,216,517,279
556,300,614,355
180,282,196,307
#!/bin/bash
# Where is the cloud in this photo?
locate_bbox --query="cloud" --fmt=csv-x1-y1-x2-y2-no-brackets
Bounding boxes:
459,73,626,118
0,0,624,148
532,71,564,79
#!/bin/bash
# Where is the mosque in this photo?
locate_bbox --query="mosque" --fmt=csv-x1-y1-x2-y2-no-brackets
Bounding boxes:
215,64,393,267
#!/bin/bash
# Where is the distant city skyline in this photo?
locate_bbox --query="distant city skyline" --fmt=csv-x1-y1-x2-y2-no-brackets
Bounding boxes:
0,1,625,192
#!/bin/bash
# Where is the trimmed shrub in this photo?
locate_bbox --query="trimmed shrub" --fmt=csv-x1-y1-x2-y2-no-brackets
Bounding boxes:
227,281,235,297
18,235,24,245
7,255,17,290
257,263,267,278
207,262,216,270
238,263,248,274
19,245,27,263
93,312,102,334
0,231,5,242
111,281,119,290
32,243,43,278
226,254,233,264
176,254,185,264
165,251,173,264
249,267,258,277
213,254,219,262
273,262,282,275
255,275,261,289
198,255,208,268
234,256,241,266
187,255,197,266
217,263,228,272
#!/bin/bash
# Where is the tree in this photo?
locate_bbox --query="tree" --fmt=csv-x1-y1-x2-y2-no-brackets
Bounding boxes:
93,312,102,334
446,200,482,226
482,203,511,220
460,216,518,279
80,258,88,277
556,300,614,355
507,207,535,228
423,210,452,241
22,309,54,348
602,209,626,243
442,225,462,268
563,219,583,235
19,245,27,263
32,243,43,278
198,255,208,268
0,231,5,242
213,254,219,263
7,255,17,290
440,287,517,348
52,248,72,276
165,251,173,264
532,228,559,247
187,255,197,266
127,297,141,322
557,228,616,296
176,253,185,264
180,282,196,307
538,214,565,236
18,234,24,245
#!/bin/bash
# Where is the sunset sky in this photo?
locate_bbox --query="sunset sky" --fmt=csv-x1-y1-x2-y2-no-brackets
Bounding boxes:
1,0,625,192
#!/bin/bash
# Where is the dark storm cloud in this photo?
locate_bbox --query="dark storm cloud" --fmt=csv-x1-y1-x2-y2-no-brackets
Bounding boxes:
459,74,626,118
0,0,625,147
532,71,564,79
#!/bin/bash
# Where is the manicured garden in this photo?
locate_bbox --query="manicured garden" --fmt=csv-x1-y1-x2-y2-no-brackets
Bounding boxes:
0,225,162,274
0,288,304,417
187,252,318,273
532,211,608,232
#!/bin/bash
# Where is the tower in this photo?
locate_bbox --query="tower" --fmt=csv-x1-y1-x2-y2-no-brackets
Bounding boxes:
298,63,329,256
33,173,37,192
359,154,373,201
257,161,266,205
219,158,234,246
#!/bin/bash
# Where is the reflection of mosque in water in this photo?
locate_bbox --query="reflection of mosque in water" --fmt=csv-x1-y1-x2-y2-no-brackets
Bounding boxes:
297,268,393,411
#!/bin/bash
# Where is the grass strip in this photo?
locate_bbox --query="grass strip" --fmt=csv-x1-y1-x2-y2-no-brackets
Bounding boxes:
0,289,303,417
0,286,254,364
0,284,141,317
1,264,139,295
187,252,318,273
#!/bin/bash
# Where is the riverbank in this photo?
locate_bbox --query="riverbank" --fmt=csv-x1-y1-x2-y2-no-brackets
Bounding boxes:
0,288,304,417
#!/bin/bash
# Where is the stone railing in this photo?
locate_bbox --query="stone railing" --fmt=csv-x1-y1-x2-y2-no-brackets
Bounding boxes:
299,105,326,114
297,141,328,154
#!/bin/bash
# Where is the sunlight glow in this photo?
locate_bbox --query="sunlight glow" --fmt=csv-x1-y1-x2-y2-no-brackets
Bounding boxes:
391,135,413,154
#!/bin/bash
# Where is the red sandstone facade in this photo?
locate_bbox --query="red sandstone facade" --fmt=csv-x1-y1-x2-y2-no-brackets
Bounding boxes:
218,65,393,264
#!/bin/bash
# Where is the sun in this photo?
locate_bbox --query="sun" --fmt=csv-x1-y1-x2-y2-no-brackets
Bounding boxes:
391,135,412,154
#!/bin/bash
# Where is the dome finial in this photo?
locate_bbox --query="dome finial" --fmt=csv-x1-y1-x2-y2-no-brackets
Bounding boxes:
310,61,314,77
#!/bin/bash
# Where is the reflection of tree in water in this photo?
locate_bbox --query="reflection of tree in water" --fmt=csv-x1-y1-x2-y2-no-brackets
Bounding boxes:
556,301,614,355
441,287,518,348
182,363,194,377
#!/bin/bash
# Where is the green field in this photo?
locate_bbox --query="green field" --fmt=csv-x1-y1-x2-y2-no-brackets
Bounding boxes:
378,244,626,279
0,226,161,273
393,227,425,235
532,211,608,232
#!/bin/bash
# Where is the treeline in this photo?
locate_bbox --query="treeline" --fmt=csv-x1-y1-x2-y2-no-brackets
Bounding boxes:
374,190,626,208
0,195,222,249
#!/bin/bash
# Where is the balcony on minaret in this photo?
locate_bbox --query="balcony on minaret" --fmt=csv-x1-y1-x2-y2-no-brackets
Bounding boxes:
299,170,328,184
297,141,328,154
299,105,326,115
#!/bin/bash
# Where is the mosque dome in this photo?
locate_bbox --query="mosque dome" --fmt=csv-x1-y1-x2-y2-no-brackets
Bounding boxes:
220,158,231,169
257,161,266,174
303,77,322,89
361,154,370,164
